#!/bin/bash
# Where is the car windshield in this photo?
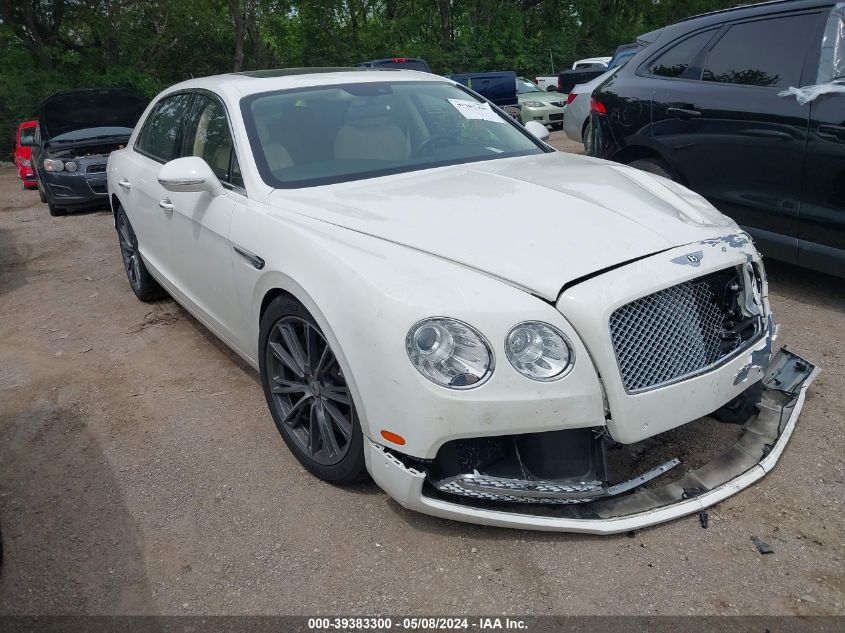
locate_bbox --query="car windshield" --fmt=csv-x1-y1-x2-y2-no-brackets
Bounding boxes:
518,79,542,94
243,80,545,188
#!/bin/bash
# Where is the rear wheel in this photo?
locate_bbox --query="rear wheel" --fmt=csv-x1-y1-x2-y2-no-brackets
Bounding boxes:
629,157,678,181
115,206,165,301
259,296,368,485
583,120,596,156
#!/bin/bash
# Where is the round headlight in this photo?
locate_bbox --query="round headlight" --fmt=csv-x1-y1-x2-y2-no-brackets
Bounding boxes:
505,322,573,381
64,161,78,173
44,158,64,172
406,318,493,389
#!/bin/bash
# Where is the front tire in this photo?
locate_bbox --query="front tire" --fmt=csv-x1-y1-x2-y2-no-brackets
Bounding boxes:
115,206,165,301
259,296,368,485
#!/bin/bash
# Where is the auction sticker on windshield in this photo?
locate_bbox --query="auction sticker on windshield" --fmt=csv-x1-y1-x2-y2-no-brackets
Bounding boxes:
447,99,504,122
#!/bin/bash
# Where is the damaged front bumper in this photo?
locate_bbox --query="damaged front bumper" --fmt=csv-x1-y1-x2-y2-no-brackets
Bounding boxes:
364,348,818,533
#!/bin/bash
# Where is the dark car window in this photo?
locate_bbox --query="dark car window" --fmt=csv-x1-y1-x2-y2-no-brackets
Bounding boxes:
19,127,35,145
648,30,714,78
136,93,192,162
182,94,241,188
702,15,818,88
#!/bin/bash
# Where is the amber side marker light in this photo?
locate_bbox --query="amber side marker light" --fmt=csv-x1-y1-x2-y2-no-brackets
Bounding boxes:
380,430,406,446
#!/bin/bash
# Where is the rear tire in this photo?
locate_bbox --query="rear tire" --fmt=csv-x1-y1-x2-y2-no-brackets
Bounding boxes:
259,296,368,485
583,120,597,156
115,206,165,301
48,203,66,217
629,157,678,181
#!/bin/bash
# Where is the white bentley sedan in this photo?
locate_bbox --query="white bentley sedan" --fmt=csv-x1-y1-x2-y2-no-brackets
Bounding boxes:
107,69,817,533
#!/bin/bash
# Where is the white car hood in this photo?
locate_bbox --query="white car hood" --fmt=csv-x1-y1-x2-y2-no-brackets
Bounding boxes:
270,152,737,300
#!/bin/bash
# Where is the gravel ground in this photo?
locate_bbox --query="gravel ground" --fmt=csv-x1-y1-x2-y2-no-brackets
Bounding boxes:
0,131,843,615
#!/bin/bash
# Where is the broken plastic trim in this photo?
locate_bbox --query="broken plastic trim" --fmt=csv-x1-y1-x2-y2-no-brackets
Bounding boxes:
433,458,680,505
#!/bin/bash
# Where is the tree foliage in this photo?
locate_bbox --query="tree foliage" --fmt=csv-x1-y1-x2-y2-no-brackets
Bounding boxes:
0,0,754,157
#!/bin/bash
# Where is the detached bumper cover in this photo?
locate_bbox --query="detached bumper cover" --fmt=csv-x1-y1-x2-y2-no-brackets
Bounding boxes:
365,348,818,533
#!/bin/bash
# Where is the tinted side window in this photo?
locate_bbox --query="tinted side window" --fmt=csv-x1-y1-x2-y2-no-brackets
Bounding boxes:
648,30,713,78
702,15,818,88
136,93,192,162
182,94,239,186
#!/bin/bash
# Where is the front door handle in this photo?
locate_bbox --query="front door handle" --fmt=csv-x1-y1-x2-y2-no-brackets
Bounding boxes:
158,198,174,213
738,129,793,141
666,107,702,119
819,124,845,141
118,179,131,191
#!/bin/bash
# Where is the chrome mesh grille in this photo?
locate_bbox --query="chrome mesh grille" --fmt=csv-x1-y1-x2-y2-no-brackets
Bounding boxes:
610,270,748,392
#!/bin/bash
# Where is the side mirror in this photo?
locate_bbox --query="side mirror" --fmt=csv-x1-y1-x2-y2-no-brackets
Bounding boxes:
525,120,550,141
157,156,223,195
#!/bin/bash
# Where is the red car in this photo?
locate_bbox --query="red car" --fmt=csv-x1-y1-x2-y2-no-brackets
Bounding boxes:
15,120,38,189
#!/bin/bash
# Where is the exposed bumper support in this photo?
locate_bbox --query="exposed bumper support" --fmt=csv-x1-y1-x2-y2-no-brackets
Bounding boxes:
364,348,818,534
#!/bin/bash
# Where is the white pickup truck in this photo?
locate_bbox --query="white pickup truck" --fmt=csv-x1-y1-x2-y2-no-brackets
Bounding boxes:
534,76,560,92
535,57,612,92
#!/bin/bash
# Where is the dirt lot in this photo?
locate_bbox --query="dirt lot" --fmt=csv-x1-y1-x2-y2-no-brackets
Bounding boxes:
1,131,844,615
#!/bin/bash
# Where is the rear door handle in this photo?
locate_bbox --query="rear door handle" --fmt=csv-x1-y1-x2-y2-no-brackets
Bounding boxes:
118,179,131,191
666,107,702,119
158,198,174,213
738,129,793,141
818,124,845,141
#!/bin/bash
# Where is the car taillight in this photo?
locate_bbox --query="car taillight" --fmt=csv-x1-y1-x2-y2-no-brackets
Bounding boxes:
392,57,408,62
566,93,578,105
591,98,607,115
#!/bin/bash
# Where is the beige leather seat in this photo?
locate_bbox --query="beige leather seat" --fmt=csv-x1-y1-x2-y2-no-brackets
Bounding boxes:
334,102,409,162
256,119,293,172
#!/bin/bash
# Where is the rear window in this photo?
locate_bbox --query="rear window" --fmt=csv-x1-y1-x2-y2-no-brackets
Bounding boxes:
702,15,818,88
19,127,35,144
135,93,193,162
648,30,714,78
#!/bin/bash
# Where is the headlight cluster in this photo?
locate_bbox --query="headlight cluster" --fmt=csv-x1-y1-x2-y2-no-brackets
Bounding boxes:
43,158,78,172
406,318,494,389
522,100,546,108
20,159,32,167
406,318,574,389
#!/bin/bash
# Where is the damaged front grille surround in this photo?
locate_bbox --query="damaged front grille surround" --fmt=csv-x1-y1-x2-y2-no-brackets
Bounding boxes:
609,264,765,393
424,426,683,505
434,458,680,505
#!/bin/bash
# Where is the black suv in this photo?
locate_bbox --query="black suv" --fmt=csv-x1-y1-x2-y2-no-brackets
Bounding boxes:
592,0,845,277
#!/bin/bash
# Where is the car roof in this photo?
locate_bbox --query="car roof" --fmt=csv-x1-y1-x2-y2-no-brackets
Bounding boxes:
675,0,836,27
162,68,446,101
640,0,836,51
